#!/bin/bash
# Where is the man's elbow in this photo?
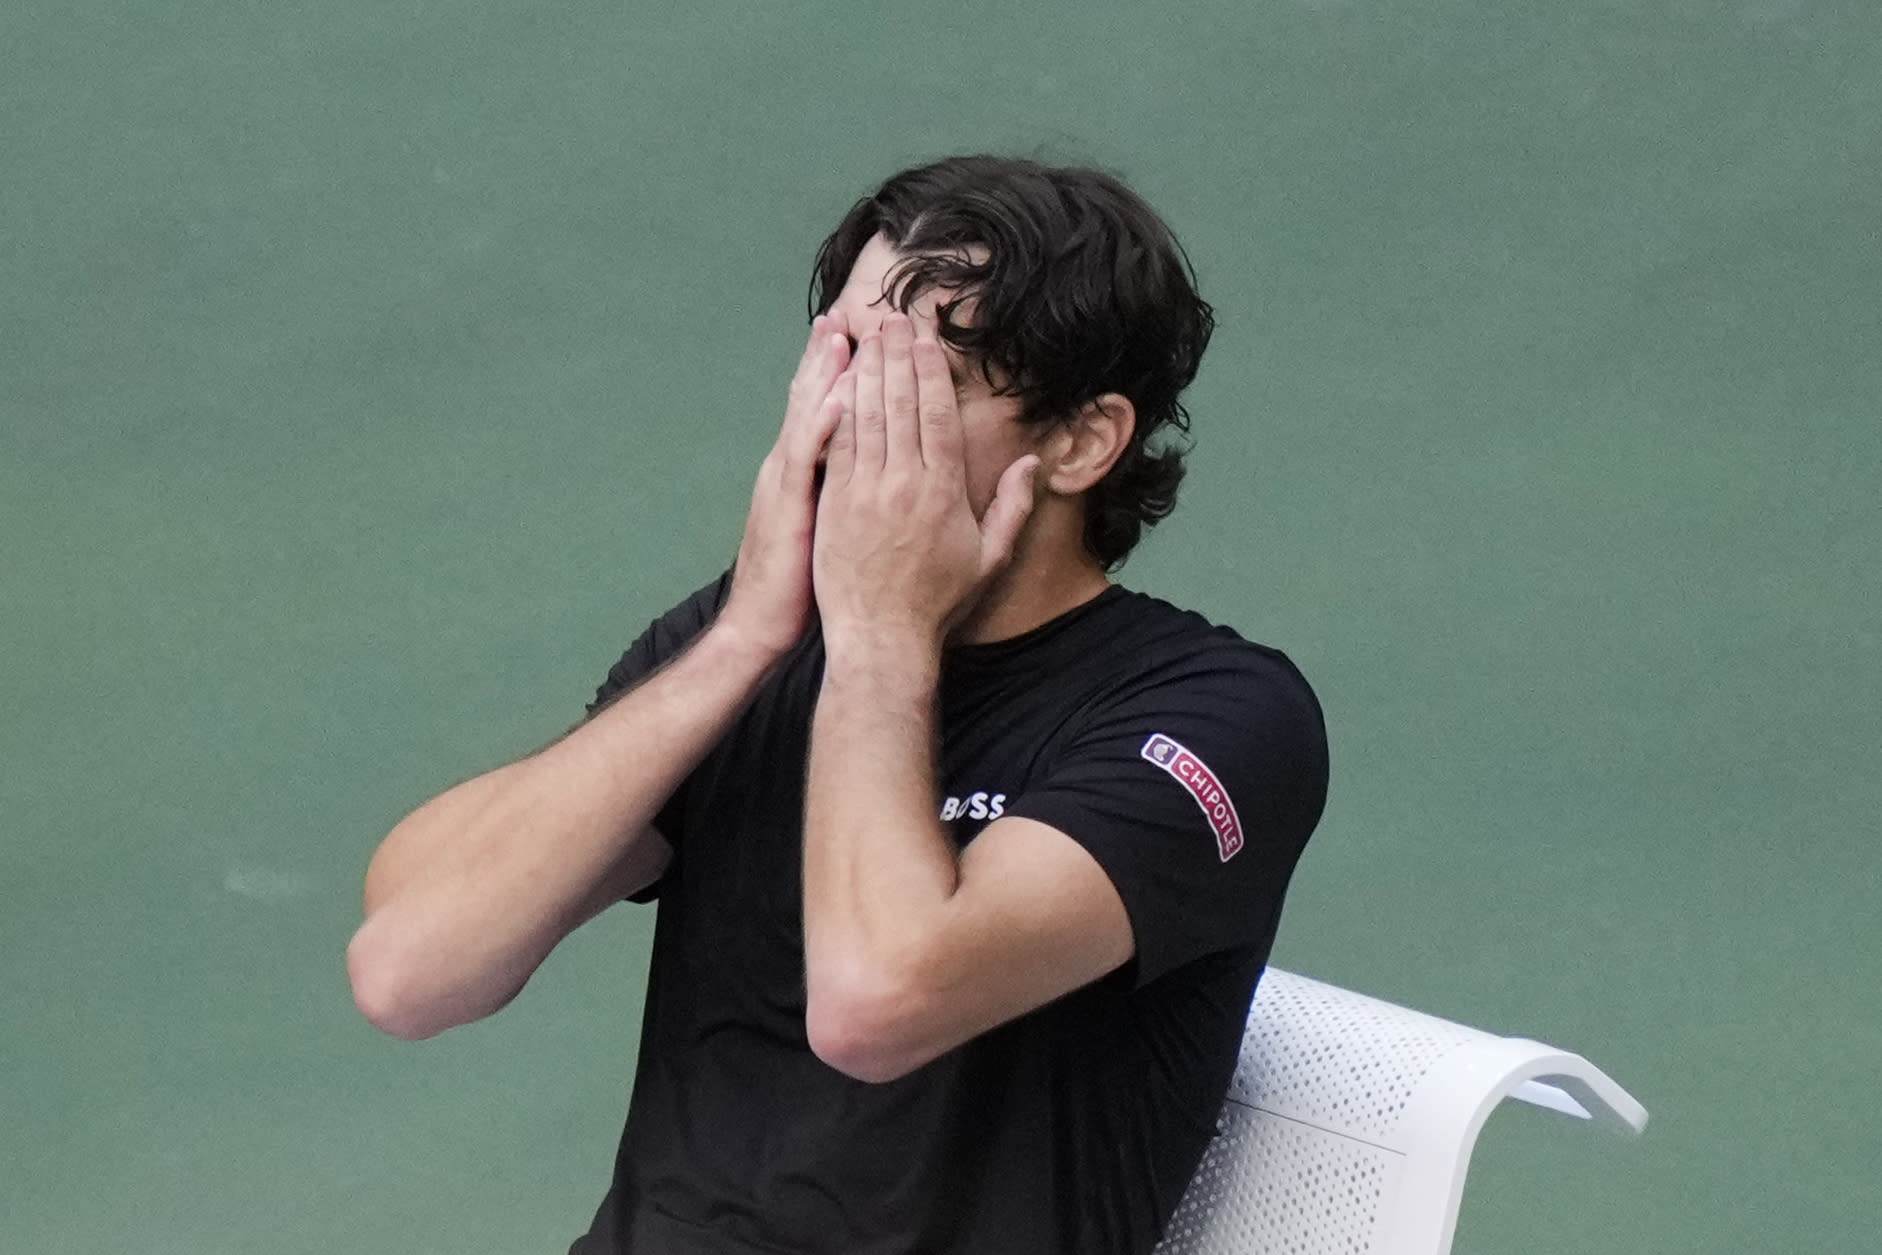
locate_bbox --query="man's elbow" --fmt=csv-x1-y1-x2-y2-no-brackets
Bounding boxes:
804,970,938,1084
346,921,469,1042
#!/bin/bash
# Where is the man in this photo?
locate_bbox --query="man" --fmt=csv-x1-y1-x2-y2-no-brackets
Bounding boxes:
348,155,1329,1255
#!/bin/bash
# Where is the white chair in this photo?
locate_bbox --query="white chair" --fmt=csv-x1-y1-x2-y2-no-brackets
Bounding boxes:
1154,968,1648,1255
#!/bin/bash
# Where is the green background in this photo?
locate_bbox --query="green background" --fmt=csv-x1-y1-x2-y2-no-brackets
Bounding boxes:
4,2,1877,1251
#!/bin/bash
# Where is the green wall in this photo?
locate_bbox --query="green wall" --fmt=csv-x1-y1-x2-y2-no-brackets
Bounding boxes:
4,2,1877,1251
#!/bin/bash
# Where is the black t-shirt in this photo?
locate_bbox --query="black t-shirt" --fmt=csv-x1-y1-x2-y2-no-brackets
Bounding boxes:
574,576,1328,1255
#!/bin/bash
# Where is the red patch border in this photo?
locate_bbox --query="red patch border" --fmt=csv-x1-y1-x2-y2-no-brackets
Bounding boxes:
1140,733,1245,862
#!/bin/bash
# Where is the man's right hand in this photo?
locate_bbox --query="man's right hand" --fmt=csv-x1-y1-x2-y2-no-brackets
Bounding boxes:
718,311,852,658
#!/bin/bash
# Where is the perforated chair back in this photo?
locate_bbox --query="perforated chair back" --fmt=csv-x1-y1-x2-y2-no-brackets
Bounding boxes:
1153,969,1647,1255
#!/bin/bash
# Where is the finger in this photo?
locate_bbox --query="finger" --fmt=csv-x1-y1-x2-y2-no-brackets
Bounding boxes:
784,314,850,444
781,378,847,496
791,314,830,389
805,329,851,417
977,455,1041,580
912,332,963,470
852,331,887,474
827,308,854,368
880,313,920,468
824,368,858,485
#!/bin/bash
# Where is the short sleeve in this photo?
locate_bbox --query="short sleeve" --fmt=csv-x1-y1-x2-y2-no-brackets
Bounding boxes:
585,571,732,892
587,570,734,718
1003,648,1328,988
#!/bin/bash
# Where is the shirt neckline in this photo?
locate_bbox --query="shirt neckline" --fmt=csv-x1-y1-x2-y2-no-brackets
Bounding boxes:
943,583,1131,670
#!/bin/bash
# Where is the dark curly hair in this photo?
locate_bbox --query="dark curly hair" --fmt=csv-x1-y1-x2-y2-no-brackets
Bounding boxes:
808,155,1215,571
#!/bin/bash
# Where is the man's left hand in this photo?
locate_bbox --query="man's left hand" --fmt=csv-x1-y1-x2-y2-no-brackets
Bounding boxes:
811,312,1039,659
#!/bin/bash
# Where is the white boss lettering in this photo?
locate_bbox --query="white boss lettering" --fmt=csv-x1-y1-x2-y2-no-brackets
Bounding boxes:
938,792,1007,822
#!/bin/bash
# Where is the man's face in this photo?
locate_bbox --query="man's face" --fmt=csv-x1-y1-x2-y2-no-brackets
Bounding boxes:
823,235,1040,518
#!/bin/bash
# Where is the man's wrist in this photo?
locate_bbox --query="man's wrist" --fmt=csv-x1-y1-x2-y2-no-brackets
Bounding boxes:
821,622,942,697
703,614,799,672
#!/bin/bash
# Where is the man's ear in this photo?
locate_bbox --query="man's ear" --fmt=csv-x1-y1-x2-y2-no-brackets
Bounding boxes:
1040,394,1136,495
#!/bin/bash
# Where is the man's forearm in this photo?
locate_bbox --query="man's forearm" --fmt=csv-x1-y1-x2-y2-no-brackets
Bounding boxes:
802,634,961,1075
349,621,780,1039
